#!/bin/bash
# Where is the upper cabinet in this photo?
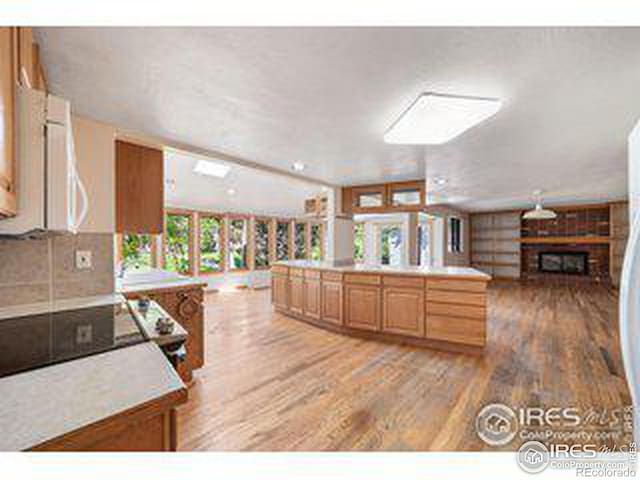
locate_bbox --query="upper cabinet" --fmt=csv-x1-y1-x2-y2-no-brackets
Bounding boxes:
342,180,426,215
0,28,18,218
115,140,164,234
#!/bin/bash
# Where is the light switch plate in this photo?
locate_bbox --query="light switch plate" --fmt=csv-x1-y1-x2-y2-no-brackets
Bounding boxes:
75,250,92,270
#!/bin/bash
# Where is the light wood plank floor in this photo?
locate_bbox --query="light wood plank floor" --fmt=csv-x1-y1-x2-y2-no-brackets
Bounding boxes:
177,281,631,451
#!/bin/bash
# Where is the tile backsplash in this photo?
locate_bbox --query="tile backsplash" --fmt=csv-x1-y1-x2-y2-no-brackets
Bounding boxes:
0,233,114,307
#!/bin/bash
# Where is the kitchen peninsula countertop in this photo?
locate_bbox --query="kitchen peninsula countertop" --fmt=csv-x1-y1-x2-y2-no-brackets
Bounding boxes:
0,342,186,451
273,260,491,281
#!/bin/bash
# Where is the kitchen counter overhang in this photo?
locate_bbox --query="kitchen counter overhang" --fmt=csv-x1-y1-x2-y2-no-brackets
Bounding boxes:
271,261,491,353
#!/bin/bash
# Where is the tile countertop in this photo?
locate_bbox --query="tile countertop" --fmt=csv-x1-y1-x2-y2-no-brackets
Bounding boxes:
0,342,185,451
0,293,126,321
273,260,492,281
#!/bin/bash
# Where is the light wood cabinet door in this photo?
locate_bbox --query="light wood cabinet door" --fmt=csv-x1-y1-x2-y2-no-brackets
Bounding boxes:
0,27,17,218
321,281,342,325
289,276,304,315
344,284,381,331
382,287,425,337
115,140,164,234
271,274,289,310
304,278,321,320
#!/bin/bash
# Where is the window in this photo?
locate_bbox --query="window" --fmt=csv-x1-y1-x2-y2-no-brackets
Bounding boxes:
310,223,323,261
165,212,192,274
276,221,289,260
254,219,270,268
295,222,306,259
391,188,421,206
418,223,429,267
199,215,223,273
122,233,154,269
356,191,384,208
354,222,365,263
379,225,402,266
228,218,248,269
448,217,463,253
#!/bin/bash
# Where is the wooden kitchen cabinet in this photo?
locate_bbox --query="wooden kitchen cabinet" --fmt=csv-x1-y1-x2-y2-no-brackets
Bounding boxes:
0,27,18,218
289,275,305,315
382,286,425,337
303,274,321,320
116,140,164,234
271,272,289,311
321,281,342,325
344,283,381,331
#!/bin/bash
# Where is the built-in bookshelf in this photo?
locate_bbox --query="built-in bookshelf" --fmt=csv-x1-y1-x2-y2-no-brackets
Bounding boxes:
470,212,521,279
610,202,629,287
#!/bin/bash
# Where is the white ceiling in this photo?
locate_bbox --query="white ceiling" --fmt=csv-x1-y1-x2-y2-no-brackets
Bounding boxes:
36,27,640,211
164,150,323,217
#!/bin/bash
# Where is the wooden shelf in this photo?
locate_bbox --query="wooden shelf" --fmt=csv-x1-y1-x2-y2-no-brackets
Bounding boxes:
520,236,610,245
472,250,519,255
472,261,520,267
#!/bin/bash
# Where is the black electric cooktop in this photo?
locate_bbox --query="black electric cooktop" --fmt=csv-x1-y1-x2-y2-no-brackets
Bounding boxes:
0,302,146,378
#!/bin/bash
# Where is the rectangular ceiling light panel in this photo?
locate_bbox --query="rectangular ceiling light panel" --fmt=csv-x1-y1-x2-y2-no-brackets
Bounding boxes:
384,92,502,145
194,159,231,178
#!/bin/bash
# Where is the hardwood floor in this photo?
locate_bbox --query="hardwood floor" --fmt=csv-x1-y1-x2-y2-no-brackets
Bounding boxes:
177,281,631,451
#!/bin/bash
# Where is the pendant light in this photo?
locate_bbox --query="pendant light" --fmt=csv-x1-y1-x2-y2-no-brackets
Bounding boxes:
523,190,557,220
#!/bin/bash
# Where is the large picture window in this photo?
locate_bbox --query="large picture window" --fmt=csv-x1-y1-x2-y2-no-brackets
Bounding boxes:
294,222,306,259
310,223,323,261
254,218,270,268
354,223,365,263
199,215,223,273
228,218,248,270
165,212,192,274
122,233,154,269
276,221,289,260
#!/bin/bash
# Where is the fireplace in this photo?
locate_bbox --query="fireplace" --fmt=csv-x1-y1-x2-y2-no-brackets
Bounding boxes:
538,252,589,275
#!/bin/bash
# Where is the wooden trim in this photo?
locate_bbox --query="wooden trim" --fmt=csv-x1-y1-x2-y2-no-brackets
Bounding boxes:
519,236,610,245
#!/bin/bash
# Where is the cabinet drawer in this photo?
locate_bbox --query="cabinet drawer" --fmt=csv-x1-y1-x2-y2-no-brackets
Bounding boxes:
289,268,304,278
383,275,424,289
304,269,321,279
427,302,485,320
427,290,486,307
271,265,289,276
344,273,381,285
322,271,343,282
426,279,487,293
427,315,486,347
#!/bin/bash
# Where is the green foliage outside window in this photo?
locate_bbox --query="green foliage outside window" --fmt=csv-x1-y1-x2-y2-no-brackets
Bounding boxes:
122,233,153,269
380,226,402,266
295,223,306,259
276,222,289,260
354,223,364,262
310,224,322,261
165,213,191,274
228,219,248,269
199,216,223,273
255,220,270,268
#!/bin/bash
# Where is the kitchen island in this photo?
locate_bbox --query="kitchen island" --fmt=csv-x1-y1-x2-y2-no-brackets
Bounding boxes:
271,260,491,353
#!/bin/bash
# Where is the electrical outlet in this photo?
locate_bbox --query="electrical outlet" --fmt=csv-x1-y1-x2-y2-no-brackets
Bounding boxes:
75,250,92,270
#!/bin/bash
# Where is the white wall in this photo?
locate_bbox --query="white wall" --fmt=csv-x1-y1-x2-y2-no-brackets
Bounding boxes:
630,119,640,224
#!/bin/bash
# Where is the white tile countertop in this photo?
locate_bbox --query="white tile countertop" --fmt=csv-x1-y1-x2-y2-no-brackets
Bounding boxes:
273,260,491,281
0,342,184,451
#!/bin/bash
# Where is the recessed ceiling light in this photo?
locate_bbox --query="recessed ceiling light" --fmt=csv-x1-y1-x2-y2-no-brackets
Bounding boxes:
434,178,447,186
384,92,502,145
227,188,236,195
194,159,231,178
292,162,305,172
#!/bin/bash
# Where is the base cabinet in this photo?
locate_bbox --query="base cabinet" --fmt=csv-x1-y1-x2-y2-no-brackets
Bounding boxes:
321,281,342,325
304,278,321,320
382,287,425,337
271,274,289,310
344,284,381,331
289,276,304,315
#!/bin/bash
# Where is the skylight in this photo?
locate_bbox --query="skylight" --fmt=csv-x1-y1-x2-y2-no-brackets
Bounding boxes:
193,159,231,178
384,92,502,145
